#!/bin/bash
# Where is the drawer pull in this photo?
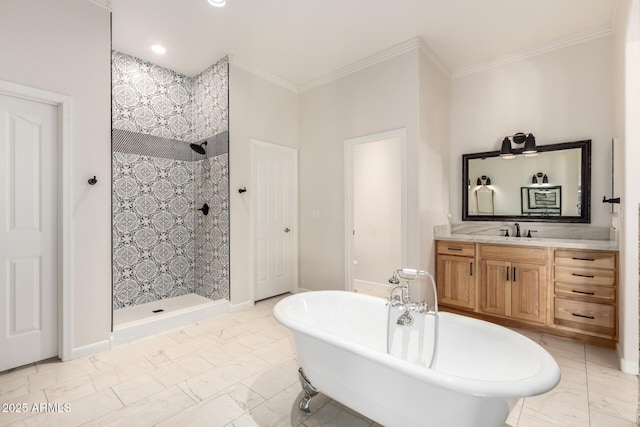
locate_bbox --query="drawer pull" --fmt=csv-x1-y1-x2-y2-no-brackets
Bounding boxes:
447,247,463,251
469,262,473,277
572,257,595,262
571,273,595,278
571,313,595,320
571,290,595,295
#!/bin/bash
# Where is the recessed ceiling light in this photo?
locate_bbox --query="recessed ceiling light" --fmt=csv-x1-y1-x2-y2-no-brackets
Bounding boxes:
151,44,166,54
208,0,225,7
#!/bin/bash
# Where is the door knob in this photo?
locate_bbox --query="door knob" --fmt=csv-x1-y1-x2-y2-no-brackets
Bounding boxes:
284,227,290,233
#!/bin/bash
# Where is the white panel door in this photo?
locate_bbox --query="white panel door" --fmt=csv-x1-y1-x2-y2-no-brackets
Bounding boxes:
253,142,295,301
0,94,58,371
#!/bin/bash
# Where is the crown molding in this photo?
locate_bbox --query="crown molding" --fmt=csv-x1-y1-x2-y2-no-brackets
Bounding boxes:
228,55,299,93
417,38,451,77
87,0,111,10
229,37,451,94
299,37,447,92
452,25,613,79
610,0,620,33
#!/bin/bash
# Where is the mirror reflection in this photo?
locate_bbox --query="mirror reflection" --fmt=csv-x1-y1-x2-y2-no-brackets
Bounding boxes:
462,140,591,223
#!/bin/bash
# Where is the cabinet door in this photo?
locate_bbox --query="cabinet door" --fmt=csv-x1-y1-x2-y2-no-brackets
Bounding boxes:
511,262,547,324
436,255,475,310
480,259,510,316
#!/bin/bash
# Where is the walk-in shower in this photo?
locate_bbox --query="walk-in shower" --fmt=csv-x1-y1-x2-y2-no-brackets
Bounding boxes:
111,51,229,341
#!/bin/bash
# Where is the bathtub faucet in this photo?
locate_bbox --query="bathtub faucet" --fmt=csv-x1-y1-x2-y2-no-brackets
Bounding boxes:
388,285,419,326
387,268,441,368
387,268,437,326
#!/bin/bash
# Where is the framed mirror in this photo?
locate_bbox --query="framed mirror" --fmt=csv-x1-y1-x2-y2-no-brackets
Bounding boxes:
462,140,591,223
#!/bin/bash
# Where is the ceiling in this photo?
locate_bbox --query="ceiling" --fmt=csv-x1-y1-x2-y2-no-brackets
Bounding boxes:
111,0,615,88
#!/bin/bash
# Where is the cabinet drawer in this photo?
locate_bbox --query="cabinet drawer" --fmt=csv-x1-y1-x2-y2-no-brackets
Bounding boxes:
555,282,615,302
437,241,475,257
480,244,547,263
554,250,615,270
554,297,615,336
554,266,615,286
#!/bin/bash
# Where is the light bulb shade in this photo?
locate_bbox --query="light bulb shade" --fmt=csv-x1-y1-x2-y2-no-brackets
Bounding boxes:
500,137,514,159
485,177,491,185
476,177,482,185
542,174,549,184
523,133,537,154
532,175,537,184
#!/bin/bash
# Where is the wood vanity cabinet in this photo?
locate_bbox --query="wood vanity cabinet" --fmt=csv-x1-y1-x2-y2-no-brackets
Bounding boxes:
435,239,618,346
553,249,617,339
478,245,548,324
435,241,475,310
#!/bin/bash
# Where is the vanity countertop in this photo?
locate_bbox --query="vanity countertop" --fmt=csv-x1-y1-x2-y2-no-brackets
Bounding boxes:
435,233,618,251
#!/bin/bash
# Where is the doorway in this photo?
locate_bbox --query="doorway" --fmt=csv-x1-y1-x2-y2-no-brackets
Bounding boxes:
251,140,298,301
0,82,72,370
345,129,407,296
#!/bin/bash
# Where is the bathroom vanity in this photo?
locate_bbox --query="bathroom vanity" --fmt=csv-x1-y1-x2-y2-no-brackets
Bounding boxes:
435,236,618,347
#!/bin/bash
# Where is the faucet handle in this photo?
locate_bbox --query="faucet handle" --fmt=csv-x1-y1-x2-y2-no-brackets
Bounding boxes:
499,228,509,237
526,230,538,238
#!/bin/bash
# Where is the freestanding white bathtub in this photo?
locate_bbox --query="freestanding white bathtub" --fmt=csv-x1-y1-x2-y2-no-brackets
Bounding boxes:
273,290,560,427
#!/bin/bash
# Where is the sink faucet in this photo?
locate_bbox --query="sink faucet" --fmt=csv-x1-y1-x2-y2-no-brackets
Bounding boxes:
514,223,521,237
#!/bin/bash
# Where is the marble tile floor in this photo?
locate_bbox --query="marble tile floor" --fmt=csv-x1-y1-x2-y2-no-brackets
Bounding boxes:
0,294,637,427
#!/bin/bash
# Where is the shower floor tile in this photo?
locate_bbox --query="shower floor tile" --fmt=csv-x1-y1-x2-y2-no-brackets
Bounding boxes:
113,293,215,327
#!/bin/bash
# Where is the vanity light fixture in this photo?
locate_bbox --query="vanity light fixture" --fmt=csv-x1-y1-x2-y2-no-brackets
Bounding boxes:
531,172,549,185
208,0,226,7
500,137,516,159
476,175,491,186
500,132,538,159
150,44,166,54
522,133,538,157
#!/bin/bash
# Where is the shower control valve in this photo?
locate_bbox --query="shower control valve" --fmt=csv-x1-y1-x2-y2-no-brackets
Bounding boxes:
197,203,210,216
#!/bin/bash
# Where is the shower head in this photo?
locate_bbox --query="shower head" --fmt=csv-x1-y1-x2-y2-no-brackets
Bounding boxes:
189,140,207,155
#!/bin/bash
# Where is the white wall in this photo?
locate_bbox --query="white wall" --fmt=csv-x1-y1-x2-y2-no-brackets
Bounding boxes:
613,0,640,374
352,138,402,284
228,63,299,305
0,0,111,350
419,51,451,274
450,36,613,227
298,51,420,291
298,48,450,291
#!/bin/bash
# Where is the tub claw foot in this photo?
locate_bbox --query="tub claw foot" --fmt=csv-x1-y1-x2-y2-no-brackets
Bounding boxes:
298,367,318,413
298,395,312,413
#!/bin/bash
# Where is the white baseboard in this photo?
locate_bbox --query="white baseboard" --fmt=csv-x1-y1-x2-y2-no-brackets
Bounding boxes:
296,288,312,293
617,344,639,375
230,300,254,312
70,339,111,360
